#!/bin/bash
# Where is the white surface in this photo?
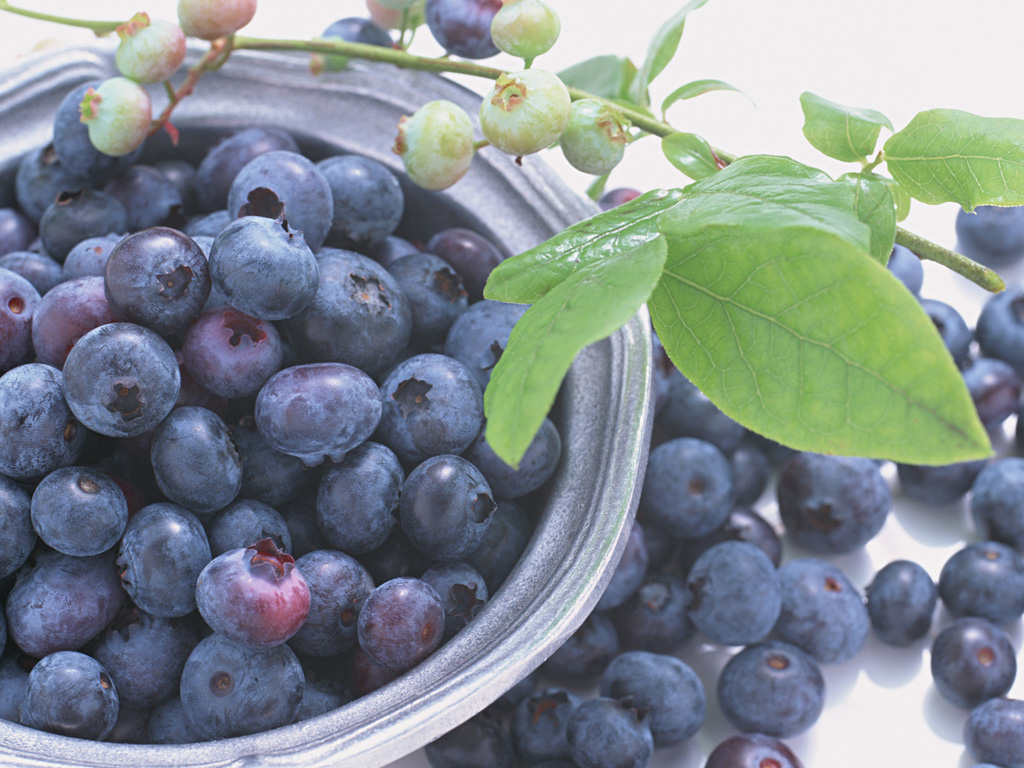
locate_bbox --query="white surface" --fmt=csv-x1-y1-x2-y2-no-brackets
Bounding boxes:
3,2,1024,766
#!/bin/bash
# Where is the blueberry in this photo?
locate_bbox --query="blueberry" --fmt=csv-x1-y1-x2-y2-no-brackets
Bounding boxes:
777,452,890,553
938,541,1024,625
465,498,531,593
0,363,85,482
281,248,412,377
387,251,468,348
400,454,496,561
510,688,580,763
194,127,299,213
0,250,62,295
424,709,515,768
686,540,781,646
20,651,119,740
147,696,207,744
716,640,825,738
357,577,445,673
462,417,561,499
541,612,619,685
426,228,505,303
565,696,654,768
288,549,375,656
62,322,180,438
705,733,806,768
865,559,937,646
425,0,502,59
293,676,352,723
103,165,184,231
207,498,292,556
320,16,393,49
6,549,125,658
182,304,284,398
638,437,734,539
14,142,88,223
118,502,211,618
377,353,484,465
600,651,705,746
317,441,403,555
317,154,404,251
150,406,243,516
226,149,333,251
677,506,782,576
0,652,31,722
0,268,41,373
184,210,232,239
421,561,488,640
179,632,304,739
598,188,641,211
39,188,129,263
972,458,1024,549
230,416,313,508
887,243,924,294
30,466,129,557
976,285,1024,376
965,697,1024,768
897,458,988,505
730,439,771,505
610,573,694,654
931,617,1016,709
956,204,1024,267
920,297,972,369
773,557,869,664
254,362,382,466
963,357,1021,428
62,233,122,281
656,370,746,453
30,275,116,368
443,298,528,391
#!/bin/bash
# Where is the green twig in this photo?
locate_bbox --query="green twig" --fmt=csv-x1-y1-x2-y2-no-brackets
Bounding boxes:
895,226,1005,293
0,0,122,34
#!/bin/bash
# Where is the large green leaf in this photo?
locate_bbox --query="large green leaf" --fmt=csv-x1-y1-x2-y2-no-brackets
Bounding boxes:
484,188,684,304
799,91,893,163
662,132,723,180
839,172,896,264
627,0,711,105
484,236,668,466
660,78,747,116
558,55,638,102
881,175,912,222
884,109,1024,211
650,159,990,464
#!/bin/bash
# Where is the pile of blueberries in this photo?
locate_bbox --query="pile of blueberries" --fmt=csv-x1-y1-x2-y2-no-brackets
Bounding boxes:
0,54,571,746
421,211,1024,768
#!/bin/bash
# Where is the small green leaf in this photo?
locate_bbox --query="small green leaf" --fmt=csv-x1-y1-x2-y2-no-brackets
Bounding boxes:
877,176,912,222
558,55,638,102
662,132,723,180
650,158,990,464
799,92,893,163
484,236,668,466
883,109,1024,211
661,79,748,116
627,0,711,105
484,188,684,304
839,172,896,264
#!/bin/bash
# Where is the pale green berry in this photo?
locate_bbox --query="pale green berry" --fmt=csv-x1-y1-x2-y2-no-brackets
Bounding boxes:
79,77,152,157
394,100,475,191
115,13,187,84
490,0,560,65
479,69,570,157
177,0,257,40
560,99,630,175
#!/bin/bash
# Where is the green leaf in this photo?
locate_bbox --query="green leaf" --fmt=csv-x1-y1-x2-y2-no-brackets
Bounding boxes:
662,132,724,180
484,236,668,466
627,0,711,105
883,109,1024,211
661,78,748,116
839,172,896,264
558,55,638,102
484,188,684,304
799,91,893,163
650,158,990,464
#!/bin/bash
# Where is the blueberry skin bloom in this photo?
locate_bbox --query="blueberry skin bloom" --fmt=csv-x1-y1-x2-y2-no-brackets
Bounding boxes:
687,540,781,646
0,475,35,579
20,651,118,741
179,632,304,740
104,227,211,335
717,640,825,738
956,204,1024,267
118,502,212,618
387,251,468,348
600,651,706,747
255,363,382,467
30,466,129,557
425,0,502,59
226,150,334,251
209,215,319,321
777,452,890,553
971,457,1024,549
931,617,1017,709
976,285,1024,376
565,697,654,768
462,417,562,500
638,437,734,539
0,266,40,372
400,454,496,561
443,298,528,391
357,577,445,673
511,688,580,763
866,559,937,646
965,697,1024,768
424,711,515,768
773,558,870,664
0,363,85,482
377,353,484,466
317,154,404,251
150,406,243,516
62,322,180,438
288,549,375,657
938,541,1024,625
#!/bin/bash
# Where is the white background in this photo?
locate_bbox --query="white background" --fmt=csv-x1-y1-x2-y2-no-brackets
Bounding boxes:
3,2,1024,767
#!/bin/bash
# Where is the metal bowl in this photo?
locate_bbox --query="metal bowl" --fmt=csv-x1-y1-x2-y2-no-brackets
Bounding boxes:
0,44,653,768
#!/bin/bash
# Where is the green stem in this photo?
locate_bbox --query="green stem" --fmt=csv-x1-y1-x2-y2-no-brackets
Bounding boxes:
895,226,1005,293
0,0,122,34
861,151,884,174
473,139,491,151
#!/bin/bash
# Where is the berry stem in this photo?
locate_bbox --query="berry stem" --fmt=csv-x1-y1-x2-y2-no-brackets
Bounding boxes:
0,0,122,34
895,226,1005,292
473,139,491,151
149,38,232,137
